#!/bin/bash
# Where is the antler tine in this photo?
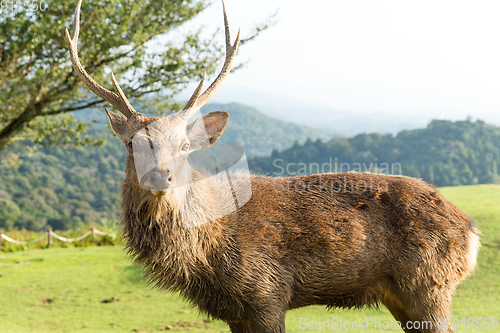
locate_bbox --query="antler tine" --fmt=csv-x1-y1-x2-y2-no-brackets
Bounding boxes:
222,0,233,55
65,0,136,118
182,72,206,113
179,0,240,119
110,72,136,113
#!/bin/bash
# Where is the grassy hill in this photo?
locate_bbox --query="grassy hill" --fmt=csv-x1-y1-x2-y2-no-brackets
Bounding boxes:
0,184,498,332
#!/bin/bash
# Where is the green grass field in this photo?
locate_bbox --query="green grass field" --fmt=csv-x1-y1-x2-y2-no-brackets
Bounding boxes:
0,185,499,332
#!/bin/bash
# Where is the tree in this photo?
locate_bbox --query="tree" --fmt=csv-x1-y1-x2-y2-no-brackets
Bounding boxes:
0,0,270,154
0,198,21,230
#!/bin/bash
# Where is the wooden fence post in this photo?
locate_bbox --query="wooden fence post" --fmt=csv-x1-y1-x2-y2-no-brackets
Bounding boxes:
47,227,52,248
92,228,96,246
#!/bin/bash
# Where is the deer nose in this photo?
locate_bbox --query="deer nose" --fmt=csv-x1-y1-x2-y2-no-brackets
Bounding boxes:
148,170,172,191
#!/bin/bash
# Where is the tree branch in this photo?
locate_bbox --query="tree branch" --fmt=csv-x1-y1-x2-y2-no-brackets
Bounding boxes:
0,103,42,152
43,99,107,116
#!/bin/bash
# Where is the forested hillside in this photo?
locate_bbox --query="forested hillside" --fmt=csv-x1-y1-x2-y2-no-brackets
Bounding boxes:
2,116,499,232
0,103,335,231
249,119,500,187
0,129,123,231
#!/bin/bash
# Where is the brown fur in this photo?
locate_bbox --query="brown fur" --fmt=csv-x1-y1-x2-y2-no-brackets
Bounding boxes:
120,149,480,333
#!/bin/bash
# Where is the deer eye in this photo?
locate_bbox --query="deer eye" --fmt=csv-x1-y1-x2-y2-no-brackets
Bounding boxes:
181,143,190,151
128,141,133,153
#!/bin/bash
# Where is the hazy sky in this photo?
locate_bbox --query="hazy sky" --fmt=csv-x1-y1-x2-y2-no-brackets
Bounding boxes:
171,0,500,127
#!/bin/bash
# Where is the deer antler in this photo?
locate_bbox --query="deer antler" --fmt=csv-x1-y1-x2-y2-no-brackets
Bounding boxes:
65,0,138,118
179,0,240,119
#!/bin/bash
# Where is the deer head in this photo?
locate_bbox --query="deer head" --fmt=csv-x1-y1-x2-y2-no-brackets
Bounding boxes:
65,0,240,197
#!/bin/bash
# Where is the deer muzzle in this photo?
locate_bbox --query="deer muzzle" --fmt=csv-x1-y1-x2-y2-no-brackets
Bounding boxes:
141,169,172,196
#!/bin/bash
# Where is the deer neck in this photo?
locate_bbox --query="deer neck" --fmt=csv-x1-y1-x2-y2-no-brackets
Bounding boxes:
120,158,226,286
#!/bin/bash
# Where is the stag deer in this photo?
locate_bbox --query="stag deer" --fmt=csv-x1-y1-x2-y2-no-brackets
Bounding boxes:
65,1,480,332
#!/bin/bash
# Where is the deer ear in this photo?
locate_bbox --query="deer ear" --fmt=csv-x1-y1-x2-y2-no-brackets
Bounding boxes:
104,108,129,140
186,111,229,150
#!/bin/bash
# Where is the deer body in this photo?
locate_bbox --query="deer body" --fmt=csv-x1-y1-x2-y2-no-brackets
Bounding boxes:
65,1,480,332
123,169,479,333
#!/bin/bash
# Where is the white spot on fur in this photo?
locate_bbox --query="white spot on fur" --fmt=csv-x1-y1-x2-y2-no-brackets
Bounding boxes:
466,230,481,271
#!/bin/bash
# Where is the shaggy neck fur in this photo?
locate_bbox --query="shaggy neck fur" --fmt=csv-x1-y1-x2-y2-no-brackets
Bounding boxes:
120,157,227,291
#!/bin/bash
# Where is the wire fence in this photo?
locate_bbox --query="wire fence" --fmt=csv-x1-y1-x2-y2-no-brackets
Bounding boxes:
0,228,116,251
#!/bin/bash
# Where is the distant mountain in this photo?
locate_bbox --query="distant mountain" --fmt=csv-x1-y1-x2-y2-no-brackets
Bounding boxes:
204,103,338,156
201,87,500,136
193,87,431,135
73,102,340,156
